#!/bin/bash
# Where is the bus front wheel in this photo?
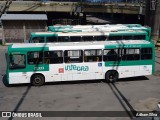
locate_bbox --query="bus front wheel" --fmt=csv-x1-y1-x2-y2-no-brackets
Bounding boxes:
105,71,118,83
31,74,45,86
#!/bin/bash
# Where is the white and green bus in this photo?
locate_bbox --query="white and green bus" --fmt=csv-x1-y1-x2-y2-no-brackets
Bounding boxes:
29,29,148,43
48,24,151,40
48,24,150,33
6,40,155,86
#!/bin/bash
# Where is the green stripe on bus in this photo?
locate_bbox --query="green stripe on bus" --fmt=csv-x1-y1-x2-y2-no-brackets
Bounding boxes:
9,64,49,73
9,47,49,52
104,44,152,49
104,60,153,66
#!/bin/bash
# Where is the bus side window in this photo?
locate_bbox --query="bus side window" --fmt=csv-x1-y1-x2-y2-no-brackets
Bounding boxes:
82,36,93,41
46,36,57,42
134,35,146,40
28,52,43,64
84,49,102,62
108,36,122,41
141,48,152,60
64,50,83,63
32,37,44,43
94,36,106,41
70,36,81,42
123,35,133,40
58,36,70,42
103,49,119,61
44,51,63,64
122,48,140,61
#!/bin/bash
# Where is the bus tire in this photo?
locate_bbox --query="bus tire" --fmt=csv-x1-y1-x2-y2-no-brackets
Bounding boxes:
105,70,118,83
31,74,45,86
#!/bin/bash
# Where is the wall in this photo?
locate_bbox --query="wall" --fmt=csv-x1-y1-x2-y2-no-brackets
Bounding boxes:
2,20,46,43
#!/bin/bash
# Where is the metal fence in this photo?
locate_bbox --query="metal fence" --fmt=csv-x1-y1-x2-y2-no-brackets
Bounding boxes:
12,0,145,3
52,19,82,25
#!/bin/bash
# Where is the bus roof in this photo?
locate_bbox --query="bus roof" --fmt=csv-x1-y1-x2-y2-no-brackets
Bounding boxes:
31,29,147,37
10,40,152,49
48,24,150,32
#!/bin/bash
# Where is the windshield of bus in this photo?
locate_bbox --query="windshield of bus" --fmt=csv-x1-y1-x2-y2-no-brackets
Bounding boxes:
9,54,26,69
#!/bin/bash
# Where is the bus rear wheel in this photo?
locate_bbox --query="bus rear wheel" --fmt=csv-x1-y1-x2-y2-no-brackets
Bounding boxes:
105,71,118,83
31,74,45,86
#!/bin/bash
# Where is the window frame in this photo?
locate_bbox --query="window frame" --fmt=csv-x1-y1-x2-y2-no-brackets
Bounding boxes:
64,50,83,63
133,35,146,40
46,36,57,42
44,50,63,64
103,49,120,62
31,36,44,43
70,36,82,42
122,35,133,40
27,51,44,65
108,35,123,41
121,48,140,61
58,36,70,42
84,49,102,62
82,36,94,41
94,35,107,41
141,47,152,60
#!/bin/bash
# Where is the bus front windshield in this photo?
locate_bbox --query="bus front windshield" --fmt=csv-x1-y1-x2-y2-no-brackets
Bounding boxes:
9,54,26,69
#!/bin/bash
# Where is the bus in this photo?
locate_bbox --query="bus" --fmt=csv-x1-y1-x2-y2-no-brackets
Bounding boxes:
6,40,155,86
48,24,147,32
29,29,148,43
48,24,151,40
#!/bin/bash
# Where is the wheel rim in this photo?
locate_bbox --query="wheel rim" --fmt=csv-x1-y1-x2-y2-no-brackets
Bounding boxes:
34,77,41,84
109,74,114,81
109,72,117,82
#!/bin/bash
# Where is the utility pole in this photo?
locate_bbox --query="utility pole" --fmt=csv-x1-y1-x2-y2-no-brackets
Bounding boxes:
145,0,160,40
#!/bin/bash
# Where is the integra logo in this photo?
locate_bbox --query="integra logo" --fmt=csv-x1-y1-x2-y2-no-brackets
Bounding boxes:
65,65,89,71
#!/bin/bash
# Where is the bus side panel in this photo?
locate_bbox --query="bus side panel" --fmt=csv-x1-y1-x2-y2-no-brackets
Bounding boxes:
40,62,104,82
8,72,49,84
45,64,63,82
63,62,103,81
103,65,152,79
103,66,136,78
134,65,152,77
9,72,30,84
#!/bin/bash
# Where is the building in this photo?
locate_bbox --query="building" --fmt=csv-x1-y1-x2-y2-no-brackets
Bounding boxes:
0,14,47,44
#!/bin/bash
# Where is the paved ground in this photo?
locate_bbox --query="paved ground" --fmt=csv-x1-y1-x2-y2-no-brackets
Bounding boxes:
0,46,160,120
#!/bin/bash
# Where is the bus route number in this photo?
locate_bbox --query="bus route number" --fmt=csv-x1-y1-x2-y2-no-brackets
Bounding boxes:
34,67,44,71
